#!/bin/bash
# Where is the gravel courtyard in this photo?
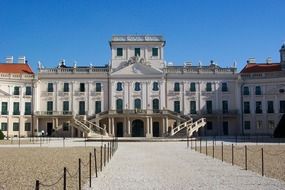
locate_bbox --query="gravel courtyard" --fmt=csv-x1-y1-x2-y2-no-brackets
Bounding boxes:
85,142,285,190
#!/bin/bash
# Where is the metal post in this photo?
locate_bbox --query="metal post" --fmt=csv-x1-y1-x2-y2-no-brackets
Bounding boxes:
100,145,103,171
212,140,214,159
245,145,247,170
195,139,197,151
63,167,67,190
261,148,264,176
94,148,98,177
206,139,208,156
89,152,92,187
199,138,202,153
104,144,106,167
222,142,224,162
35,180,40,190
187,134,189,149
232,144,234,165
107,142,109,163
79,158,81,190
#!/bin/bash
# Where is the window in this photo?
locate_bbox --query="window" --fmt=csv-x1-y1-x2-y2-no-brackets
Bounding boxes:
222,101,228,114
206,121,213,130
153,99,159,111
1,102,8,115
256,120,263,128
47,101,53,114
243,86,249,95
190,82,196,92
255,101,262,114
24,102,32,115
280,101,285,113
14,86,20,95
25,123,31,131
79,101,85,115
134,82,141,91
95,101,101,114
13,122,19,131
134,99,141,109
80,83,85,92
96,83,101,92
63,83,69,92
206,101,212,114
117,48,123,56
116,82,123,91
222,83,228,92
47,83,53,92
152,48,158,56
244,121,251,130
268,120,275,129
255,86,261,95
267,101,274,113
152,82,159,91
1,123,7,131
190,101,196,114
63,122,69,131
174,82,180,92
116,99,123,112
26,86,32,95
134,48,140,56
244,102,250,114
63,101,69,114
13,102,20,115
174,101,180,113
206,83,212,92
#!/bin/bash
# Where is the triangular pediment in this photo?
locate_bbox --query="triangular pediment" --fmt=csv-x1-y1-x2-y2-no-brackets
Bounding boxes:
0,89,11,96
111,63,163,76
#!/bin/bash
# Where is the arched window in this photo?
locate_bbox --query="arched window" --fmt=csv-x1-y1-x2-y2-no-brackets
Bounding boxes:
116,82,123,91
134,99,141,109
152,99,159,112
152,82,159,91
134,82,141,91
116,99,123,112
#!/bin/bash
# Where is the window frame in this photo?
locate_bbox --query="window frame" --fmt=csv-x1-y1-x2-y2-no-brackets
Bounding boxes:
47,83,53,92
134,48,140,56
25,86,32,95
152,48,158,57
117,48,123,57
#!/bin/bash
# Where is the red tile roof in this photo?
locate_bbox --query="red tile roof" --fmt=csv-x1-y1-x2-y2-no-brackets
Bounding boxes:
0,63,34,74
240,63,281,73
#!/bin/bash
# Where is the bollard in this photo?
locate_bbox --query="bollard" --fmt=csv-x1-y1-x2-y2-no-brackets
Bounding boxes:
232,144,234,165
187,135,189,149
107,142,109,163
261,148,264,176
79,158,81,190
245,145,247,170
212,140,214,159
104,144,106,167
199,138,202,153
195,139,197,151
63,167,67,190
222,142,224,162
35,180,40,190
206,139,208,156
89,152,92,187
191,138,193,149
94,148,98,177
100,146,103,172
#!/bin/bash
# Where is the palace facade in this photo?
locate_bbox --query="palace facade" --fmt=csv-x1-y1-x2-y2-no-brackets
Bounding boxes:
1,35,285,138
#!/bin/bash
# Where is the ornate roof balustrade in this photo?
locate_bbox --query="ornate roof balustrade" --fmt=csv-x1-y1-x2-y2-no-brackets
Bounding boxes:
0,72,34,80
39,67,109,74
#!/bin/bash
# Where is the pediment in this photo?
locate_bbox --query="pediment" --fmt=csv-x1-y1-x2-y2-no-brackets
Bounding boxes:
0,89,11,96
111,63,163,76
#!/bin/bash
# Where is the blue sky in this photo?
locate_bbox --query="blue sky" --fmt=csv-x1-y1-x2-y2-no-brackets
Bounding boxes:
0,0,284,72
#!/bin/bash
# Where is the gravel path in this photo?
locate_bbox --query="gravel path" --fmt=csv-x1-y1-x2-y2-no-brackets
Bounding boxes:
85,142,285,190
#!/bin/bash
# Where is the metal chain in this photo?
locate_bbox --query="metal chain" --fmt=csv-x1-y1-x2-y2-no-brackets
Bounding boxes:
39,174,64,187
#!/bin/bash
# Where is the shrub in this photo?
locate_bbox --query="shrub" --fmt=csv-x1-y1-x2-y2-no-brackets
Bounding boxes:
0,130,4,140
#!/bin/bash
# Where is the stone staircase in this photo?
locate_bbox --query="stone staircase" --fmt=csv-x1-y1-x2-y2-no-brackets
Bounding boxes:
170,118,206,138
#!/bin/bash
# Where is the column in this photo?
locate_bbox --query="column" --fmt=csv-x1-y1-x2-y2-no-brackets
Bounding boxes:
146,117,150,137
127,117,131,136
111,117,115,136
165,117,169,134
142,82,147,110
108,118,111,134
149,117,153,137
162,117,165,134
123,117,127,137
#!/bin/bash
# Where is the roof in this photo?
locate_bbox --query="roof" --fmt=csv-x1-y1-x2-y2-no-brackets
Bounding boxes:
0,63,34,74
240,63,281,73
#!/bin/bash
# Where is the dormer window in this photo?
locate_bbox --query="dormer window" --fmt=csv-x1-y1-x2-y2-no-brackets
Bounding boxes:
117,82,123,91
135,48,140,56
152,48,158,57
117,48,123,56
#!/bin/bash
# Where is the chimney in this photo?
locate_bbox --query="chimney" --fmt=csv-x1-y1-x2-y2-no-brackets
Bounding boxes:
18,56,26,64
247,58,256,64
6,56,13,63
266,57,272,64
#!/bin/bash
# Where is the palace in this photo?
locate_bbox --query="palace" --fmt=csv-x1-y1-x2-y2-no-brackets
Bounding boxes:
1,35,285,138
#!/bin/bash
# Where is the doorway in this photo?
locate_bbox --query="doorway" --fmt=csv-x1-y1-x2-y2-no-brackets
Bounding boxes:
223,121,229,135
116,122,124,137
47,122,53,136
153,122,160,137
132,119,144,137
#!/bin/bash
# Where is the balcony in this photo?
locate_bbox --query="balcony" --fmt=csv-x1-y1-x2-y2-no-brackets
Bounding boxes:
35,111,73,116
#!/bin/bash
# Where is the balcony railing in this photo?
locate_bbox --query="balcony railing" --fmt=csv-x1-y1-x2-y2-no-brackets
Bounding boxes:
35,111,73,116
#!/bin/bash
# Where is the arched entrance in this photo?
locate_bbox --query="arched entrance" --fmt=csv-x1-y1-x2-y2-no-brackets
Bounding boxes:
132,119,144,137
